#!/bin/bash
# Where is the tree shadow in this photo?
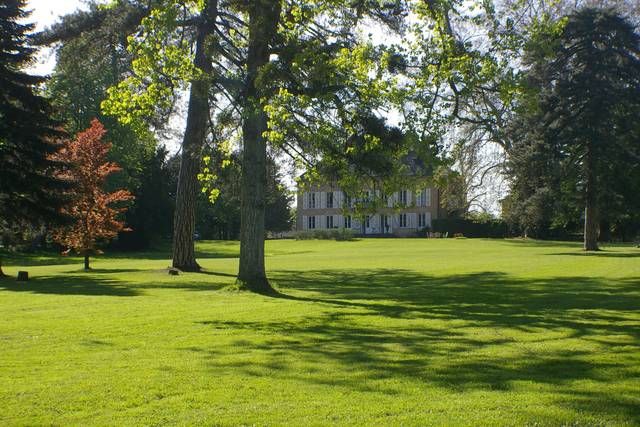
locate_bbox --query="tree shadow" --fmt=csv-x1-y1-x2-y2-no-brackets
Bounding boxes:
88,268,147,274
546,251,640,258
0,274,138,296
196,268,640,422
501,239,584,248
192,269,236,278
0,252,81,267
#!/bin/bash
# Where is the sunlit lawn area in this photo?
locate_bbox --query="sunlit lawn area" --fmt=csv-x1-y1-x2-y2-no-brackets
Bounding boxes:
1,238,639,425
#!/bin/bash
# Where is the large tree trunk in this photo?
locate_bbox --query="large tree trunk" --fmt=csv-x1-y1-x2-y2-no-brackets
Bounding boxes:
84,255,90,271
172,0,217,271
584,148,599,251
237,1,281,293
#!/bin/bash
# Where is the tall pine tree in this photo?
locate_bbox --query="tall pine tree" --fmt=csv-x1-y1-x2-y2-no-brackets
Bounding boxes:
0,0,70,274
511,8,640,250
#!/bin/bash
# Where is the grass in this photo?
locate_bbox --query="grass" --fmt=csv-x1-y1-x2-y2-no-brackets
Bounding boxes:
1,238,639,426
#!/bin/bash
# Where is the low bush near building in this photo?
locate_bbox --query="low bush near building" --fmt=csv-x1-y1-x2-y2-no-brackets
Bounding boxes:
295,228,354,241
431,214,509,238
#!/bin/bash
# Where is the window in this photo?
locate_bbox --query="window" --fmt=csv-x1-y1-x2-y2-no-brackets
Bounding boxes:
399,213,407,228
344,194,352,207
383,215,390,232
399,190,408,206
308,216,316,229
418,213,426,228
326,191,334,208
344,215,351,229
326,215,334,229
309,192,316,209
365,215,370,228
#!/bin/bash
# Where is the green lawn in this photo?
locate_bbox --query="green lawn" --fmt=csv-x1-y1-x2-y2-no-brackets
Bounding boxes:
1,238,639,426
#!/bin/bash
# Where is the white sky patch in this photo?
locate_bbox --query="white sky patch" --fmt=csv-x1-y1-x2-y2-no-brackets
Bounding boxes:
25,0,88,75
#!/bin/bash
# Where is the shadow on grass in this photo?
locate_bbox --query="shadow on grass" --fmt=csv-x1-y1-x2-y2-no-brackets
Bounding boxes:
547,251,640,258
502,238,639,252
196,268,640,422
0,252,81,267
0,274,138,296
0,240,242,267
501,239,584,248
193,269,237,278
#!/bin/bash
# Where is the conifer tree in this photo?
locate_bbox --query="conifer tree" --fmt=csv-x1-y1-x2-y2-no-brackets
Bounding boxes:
0,0,69,274
512,8,640,250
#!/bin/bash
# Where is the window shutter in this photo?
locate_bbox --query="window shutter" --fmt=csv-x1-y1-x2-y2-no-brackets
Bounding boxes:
409,213,417,228
336,191,342,208
415,191,421,207
303,192,308,209
302,215,307,230
425,212,432,227
406,191,412,206
425,189,431,207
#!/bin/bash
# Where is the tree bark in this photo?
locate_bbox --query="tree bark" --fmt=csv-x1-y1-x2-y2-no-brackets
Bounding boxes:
84,254,90,270
0,259,5,277
584,148,599,251
172,0,218,271
237,1,281,293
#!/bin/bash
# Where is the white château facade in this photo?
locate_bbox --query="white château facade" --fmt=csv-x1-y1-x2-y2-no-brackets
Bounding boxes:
296,182,444,236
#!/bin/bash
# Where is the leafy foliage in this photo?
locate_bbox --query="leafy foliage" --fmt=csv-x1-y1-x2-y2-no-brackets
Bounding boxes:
51,120,134,265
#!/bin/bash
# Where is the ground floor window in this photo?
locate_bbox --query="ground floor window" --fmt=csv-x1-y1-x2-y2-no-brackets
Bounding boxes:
383,215,390,232
365,215,370,228
326,215,334,229
344,215,351,228
308,216,316,229
418,213,426,228
399,213,407,228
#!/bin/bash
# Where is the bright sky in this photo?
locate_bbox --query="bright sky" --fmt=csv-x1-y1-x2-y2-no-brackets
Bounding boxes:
26,0,87,74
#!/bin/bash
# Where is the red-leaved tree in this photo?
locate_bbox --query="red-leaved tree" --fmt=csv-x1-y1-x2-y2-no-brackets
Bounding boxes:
51,119,134,270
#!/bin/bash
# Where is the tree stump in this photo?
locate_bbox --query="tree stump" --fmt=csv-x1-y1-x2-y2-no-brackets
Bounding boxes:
17,271,29,281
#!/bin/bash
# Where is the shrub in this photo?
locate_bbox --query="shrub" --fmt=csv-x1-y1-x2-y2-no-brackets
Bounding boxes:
332,228,354,241
294,228,354,241
294,231,314,240
431,215,509,238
